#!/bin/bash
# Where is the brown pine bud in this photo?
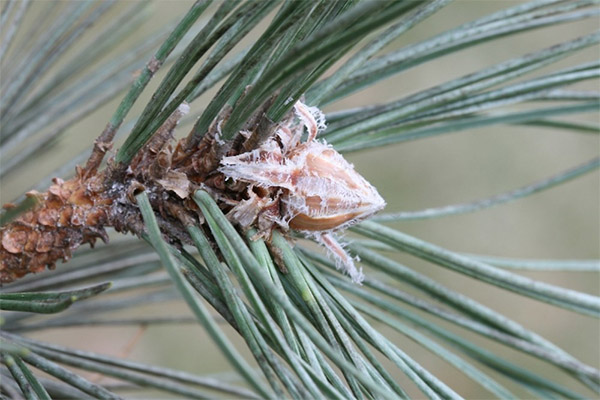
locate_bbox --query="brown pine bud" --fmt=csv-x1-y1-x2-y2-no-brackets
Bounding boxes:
1,176,109,283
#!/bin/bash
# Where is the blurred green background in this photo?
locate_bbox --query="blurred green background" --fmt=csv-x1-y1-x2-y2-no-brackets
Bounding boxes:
1,1,598,398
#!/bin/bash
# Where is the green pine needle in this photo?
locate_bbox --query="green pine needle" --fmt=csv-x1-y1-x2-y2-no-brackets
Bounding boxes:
1,1,598,398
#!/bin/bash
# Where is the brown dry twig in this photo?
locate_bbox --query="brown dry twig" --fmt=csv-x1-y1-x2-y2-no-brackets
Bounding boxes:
1,98,385,284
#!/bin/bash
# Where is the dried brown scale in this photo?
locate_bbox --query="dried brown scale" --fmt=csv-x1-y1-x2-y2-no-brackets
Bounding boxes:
237,95,279,154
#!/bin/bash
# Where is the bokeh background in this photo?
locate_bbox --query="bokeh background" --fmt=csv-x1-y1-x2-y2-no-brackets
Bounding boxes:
1,1,598,398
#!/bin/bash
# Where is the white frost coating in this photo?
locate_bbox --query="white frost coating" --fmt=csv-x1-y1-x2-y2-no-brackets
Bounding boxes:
178,103,191,115
219,100,385,283
276,125,301,153
214,119,226,145
294,101,326,142
239,130,251,139
305,104,327,134
318,233,364,284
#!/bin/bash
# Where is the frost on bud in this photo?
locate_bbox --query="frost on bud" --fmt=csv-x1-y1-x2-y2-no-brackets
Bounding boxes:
318,232,365,284
283,140,385,232
219,100,385,283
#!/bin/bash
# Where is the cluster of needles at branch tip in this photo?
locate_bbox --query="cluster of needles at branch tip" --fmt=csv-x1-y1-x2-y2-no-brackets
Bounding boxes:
1,98,385,284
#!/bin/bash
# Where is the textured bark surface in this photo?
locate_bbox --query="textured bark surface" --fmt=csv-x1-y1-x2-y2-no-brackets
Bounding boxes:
1,174,110,283
1,105,203,284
